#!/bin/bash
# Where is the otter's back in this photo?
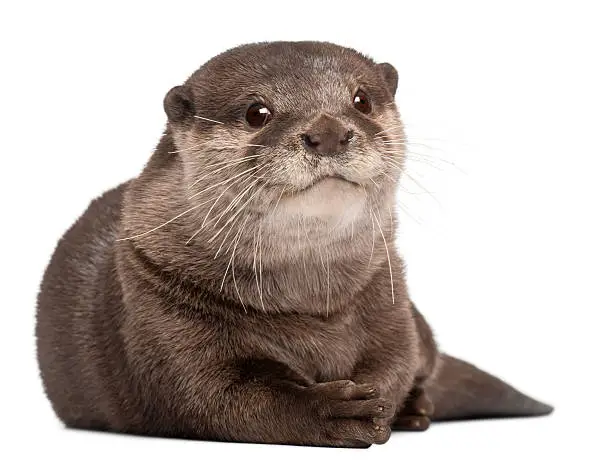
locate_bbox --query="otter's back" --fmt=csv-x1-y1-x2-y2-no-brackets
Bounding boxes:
36,183,128,428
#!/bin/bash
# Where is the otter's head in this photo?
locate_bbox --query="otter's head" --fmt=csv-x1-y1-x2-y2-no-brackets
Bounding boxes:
162,42,404,238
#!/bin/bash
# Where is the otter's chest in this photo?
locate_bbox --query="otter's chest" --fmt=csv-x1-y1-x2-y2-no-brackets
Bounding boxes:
246,312,365,383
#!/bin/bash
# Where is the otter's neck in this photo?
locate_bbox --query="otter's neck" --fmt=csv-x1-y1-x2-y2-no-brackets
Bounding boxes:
119,134,398,315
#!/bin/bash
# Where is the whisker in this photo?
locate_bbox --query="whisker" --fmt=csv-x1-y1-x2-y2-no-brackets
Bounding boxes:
214,213,241,259
375,124,404,136
383,139,440,148
188,165,261,200
189,154,268,188
317,245,330,318
372,209,394,304
325,250,330,317
210,170,266,229
383,159,405,173
301,215,314,273
298,215,307,273
117,198,214,241
188,159,260,190
406,150,464,172
329,195,355,235
271,186,286,215
406,141,439,149
395,198,423,224
382,140,462,172
382,156,441,204
169,139,210,154
405,158,444,172
219,216,247,301
194,115,224,124
366,201,376,269
209,180,270,245
212,176,267,259
402,171,441,207
253,221,265,311
186,171,260,244
380,170,430,197
230,217,249,310
258,222,265,310
385,158,439,179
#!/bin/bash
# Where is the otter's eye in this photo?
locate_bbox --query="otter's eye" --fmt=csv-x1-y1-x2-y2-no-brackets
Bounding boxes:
246,103,272,128
353,90,372,114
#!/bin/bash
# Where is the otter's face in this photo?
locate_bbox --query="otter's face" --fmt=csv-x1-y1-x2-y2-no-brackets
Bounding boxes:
164,42,404,227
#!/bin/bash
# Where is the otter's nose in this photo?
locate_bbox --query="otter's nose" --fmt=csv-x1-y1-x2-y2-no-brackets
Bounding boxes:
301,115,353,156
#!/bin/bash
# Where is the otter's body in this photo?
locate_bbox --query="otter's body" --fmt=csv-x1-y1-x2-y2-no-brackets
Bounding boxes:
36,41,552,447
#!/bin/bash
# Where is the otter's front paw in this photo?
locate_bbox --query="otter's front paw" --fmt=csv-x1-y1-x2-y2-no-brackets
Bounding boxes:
305,380,395,447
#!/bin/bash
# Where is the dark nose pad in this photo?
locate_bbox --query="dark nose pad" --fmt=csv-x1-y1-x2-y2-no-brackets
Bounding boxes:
301,117,354,156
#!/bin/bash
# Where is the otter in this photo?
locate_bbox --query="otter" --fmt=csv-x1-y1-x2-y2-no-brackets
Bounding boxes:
36,41,552,448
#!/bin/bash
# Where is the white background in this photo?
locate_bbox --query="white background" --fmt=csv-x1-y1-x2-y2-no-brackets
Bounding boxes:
1,1,610,460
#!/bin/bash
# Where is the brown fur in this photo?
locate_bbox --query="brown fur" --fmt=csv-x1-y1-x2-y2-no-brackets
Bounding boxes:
36,41,552,448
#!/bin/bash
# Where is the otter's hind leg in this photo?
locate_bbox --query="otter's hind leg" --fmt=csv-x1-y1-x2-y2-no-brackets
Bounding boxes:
393,387,434,431
392,304,438,432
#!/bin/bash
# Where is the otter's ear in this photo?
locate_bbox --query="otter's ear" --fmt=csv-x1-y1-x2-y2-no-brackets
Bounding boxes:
164,85,195,123
377,63,399,97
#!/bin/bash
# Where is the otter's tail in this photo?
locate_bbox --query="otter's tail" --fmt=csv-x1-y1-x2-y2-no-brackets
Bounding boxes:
427,354,553,421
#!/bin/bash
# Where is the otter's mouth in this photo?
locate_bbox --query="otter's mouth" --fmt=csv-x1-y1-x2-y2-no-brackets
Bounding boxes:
300,175,359,193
